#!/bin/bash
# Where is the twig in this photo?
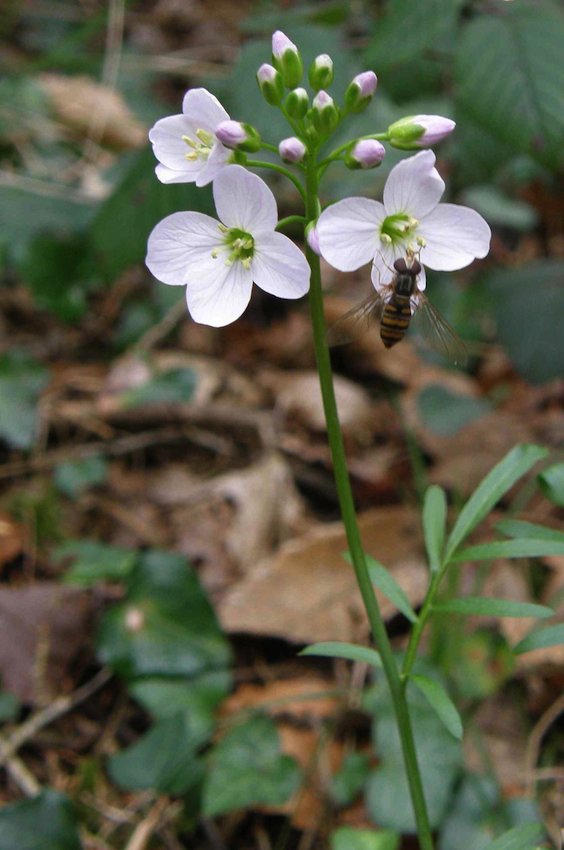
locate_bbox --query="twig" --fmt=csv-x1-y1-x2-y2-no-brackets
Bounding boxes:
3,754,40,796
525,691,564,798
0,668,112,768
134,299,188,353
124,798,169,850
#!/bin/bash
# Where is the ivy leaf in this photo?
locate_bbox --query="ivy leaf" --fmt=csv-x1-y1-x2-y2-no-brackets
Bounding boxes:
0,790,81,850
485,822,545,850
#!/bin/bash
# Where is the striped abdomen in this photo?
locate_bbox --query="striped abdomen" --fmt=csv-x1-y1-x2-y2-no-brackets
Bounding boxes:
380,292,412,348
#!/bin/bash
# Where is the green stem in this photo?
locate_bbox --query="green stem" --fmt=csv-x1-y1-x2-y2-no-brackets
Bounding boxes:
318,132,389,171
245,158,306,201
304,154,434,850
276,214,306,231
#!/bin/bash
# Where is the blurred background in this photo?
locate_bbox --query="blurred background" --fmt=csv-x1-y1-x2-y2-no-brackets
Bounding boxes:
0,1,563,848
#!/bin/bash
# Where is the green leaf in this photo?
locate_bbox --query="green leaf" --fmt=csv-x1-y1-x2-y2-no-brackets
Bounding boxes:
513,623,564,655
444,445,547,561
91,148,214,281
54,456,108,498
123,367,197,408
300,641,382,668
203,715,301,817
460,185,538,232
331,826,399,850
108,713,204,794
330,752,371,807
417,385,492,437
485,822,545,850
97,550,232,680
0,351,50,449
130,671,232,742
454,538,564,562
423,485,447,573
0,690,20,722
363,556,417,622
496,519,564,542
433,597,553,619
410,674,463,740
455,2,564,170
537,462,564,507
483,261,564,384
55,539,137,586
0,789,81,850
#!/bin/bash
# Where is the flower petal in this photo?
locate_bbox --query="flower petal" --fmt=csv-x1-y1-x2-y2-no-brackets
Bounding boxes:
317,198,385,271
145,212,221,285
149,114,202,176
251,232,310,298
196,142,232,188
213,166,278,231
370,244,397,292
155,163,194,184
186,260,253,327
418,203,491,270
182,88,229,131
383,150,445,219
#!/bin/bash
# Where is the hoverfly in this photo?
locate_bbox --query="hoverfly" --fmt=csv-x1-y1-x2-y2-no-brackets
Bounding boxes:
327,255,467,365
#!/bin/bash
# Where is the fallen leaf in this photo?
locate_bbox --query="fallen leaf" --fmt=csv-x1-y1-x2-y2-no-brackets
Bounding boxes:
0,512,25,568
221,675,342,723
218,506,427,644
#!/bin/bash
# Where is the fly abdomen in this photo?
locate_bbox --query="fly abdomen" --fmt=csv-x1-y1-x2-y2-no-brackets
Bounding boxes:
380,293,412,348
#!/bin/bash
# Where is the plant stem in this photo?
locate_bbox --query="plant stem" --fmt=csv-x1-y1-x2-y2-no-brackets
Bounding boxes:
304,154,434,850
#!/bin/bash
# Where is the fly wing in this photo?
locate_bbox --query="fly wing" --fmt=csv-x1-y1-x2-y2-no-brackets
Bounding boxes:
326,291,387,346
414,293,468,366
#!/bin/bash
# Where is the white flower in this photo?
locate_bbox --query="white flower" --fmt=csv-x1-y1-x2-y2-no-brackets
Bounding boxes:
148,88,233,187
145,165,310,327
316,150,491,293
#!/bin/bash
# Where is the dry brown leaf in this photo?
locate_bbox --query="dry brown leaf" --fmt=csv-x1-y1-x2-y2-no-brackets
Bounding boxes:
39,74,146,150
0,512,25,568
0,583,94,704
218,506,427,644
221,675,342,722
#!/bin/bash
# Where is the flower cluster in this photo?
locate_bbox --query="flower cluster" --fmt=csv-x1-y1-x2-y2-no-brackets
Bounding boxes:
146,30,490,329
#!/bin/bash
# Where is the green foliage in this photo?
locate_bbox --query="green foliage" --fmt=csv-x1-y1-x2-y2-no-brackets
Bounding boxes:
482,261,564,385
56,539,137,585
300,641,382,668
54,455,108,498
417,385,492,438
331,826,399,850
423,485,447,574
97,550,232,679
537,462,564,507
433,598,553,620
454,539,564,562
0,689,20,722
0,350,49,449
108,713,205,795
365,556,418,622
409,674,463,740
445,630,515,700
0,790,81,850
454,1,564,171
202,714,302,817
514,623,564,655
122,367,197,408
329,752,371,807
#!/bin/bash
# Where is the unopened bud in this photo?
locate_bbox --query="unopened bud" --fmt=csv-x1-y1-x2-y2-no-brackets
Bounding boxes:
344,71,378,113
306,223,321,256
308,54,334,91
312,90,339,133
279,136,306,163
387,115,455,149
345,139,385,169
256,63,284,106
272,30,303,88
285,87,309,120
215,120,261,153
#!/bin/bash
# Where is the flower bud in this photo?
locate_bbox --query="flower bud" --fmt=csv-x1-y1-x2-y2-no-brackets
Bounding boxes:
308,53,334,91
279,136,306,164
306,223,321,256
256,63,284,106
387,115,455,149
284,87,309,120
311,90,339,134
215,120,261,153
344,71,378,113
272,30,303,88
345,139,385,170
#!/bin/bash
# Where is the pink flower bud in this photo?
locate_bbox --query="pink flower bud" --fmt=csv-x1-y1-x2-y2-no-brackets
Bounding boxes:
215,120,261,153
308,53,334,90
272,30,303,88
257,63,278,84
312,90,339,133
272,30,298,60
256,63,284,105
346,139,385,169
312,90,334,111
344,71,378,112
387,115,456,149
279,136,306,163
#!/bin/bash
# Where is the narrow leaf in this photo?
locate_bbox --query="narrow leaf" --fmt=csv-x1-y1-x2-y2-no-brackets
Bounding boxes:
514,623,564,655
444,445,547,561
433,597,553,619
410,674,463,740
362,555,417,623
423,485,447,573
485,822,544,850
537,462,564,507
300,642,382,668
496,519,564,542
453,538,564,562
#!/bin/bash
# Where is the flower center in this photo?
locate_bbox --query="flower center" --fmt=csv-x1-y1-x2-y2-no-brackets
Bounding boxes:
182,128,214,162
212,226,255,270
379,212,419,246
